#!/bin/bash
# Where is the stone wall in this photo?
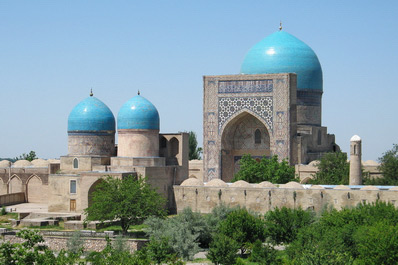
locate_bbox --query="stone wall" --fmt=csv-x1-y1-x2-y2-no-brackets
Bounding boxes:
174,179,398,214
0,230,147,253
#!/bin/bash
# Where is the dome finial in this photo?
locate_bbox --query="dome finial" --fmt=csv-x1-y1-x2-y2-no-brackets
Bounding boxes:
90,88,93,97
279,21,282,31
138,90,140,95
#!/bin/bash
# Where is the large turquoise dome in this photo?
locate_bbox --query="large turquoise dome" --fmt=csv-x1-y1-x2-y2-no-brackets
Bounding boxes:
241,30,323,91
68,95,115,132
117,95,160,130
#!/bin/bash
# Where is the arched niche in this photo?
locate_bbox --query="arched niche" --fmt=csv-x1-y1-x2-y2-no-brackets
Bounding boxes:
221,112,270,182
9,175,23,193
167,137,179,165
26,175,48,203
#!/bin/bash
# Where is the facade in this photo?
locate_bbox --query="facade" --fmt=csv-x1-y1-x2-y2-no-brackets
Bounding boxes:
203,29,338,182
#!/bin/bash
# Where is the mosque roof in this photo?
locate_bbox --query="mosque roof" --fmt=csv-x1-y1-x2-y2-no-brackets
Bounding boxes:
117,93,160,130
68,93,115,132
240,29,323,91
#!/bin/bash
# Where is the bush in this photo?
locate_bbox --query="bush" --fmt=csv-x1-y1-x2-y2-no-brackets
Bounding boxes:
66,230,84,254
1,207,6,216
265,207,314,244
207,233,239,265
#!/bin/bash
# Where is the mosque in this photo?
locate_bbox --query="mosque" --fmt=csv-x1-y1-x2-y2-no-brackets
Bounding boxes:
0,26,364,215
203,26,338,182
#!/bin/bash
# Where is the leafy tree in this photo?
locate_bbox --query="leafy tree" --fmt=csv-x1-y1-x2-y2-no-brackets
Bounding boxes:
188,131,202,160
207,233,239,265
84,175,166,235
218,208,265,255
265,207,314,244
14,150,37,162
144,207,203,260
377,144,398,185
249,239,279,264
309,151,349,185
233,154,296,184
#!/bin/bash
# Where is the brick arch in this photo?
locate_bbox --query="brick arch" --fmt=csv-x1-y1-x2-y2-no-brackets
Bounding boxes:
8,174,23,193
0,177,5,195
26,175,48,203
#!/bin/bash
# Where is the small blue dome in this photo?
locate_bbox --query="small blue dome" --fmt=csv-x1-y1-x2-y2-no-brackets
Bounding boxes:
241,31,323,91
68,96,115,132
117,95,160,130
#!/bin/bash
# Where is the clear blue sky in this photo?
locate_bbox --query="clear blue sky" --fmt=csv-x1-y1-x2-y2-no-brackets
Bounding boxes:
0,0,397,161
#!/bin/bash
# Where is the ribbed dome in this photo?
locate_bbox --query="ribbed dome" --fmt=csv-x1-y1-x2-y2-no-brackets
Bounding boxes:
68,96,115,132
241,30,323,91
117,95,160,130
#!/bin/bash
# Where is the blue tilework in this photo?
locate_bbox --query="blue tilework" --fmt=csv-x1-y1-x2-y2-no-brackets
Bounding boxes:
241,31,323,91
117,95,160,130
68,96,115,132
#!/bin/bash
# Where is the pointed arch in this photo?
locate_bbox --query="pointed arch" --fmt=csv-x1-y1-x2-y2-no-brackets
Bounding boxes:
26,175,48,203
8,174,23,193
73,157,79,169
0,178,5,195
220,111,271,182
88,179,104,208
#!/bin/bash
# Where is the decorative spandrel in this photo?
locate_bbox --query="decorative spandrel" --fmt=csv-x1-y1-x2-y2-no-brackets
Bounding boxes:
218,97,273,132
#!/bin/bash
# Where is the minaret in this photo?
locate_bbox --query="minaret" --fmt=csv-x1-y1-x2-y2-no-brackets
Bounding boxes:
349,135,362,185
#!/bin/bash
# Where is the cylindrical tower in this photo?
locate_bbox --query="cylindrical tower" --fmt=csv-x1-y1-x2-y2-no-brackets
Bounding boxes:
67,92,116,156
349,135,362,185
117,93,160,157
241,29,323,126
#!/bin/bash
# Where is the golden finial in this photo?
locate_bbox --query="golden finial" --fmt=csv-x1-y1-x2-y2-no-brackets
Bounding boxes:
138,90,140,95
90,88,93,97
279,21,282,31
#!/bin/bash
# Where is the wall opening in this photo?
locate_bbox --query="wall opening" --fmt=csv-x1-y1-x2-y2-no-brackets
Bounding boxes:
73,158,79,169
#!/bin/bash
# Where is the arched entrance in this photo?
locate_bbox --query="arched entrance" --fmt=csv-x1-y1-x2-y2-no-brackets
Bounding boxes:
221,112,270,181
27,175,48,203
88,179,104,208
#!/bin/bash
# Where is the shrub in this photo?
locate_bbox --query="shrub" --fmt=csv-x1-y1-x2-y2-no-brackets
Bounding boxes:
66,230,84,254
249,239,279,264
207,233,239,265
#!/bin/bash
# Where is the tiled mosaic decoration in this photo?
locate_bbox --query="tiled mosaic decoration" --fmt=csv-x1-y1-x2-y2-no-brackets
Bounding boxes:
218,97,273,132
218,79,273,93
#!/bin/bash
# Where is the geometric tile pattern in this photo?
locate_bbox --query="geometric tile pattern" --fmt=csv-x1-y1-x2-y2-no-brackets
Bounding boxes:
218,97,273,133
218,79,273,93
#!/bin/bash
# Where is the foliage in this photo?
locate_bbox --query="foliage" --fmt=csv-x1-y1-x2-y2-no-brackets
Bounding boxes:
265,207,314,244
14,150,37,162
377,143,398,185
218,208,265,255
354,221,398,265
286,201,398,264
1,207,6,216
233,154,296,184
144,208,203,260
248,240,279,264
188,131,202,160
309,151,349,185
0,229,83,265
66,230,84,254
207,233,239,265
84,175,166,235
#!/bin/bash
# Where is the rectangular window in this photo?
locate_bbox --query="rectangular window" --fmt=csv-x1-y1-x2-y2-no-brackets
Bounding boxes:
70,180,77,194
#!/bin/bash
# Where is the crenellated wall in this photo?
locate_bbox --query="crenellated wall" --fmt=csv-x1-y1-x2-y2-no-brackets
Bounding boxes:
174,179,398,214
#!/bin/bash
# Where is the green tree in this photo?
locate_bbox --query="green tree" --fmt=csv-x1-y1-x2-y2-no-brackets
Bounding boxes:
233,154,296,184
188,131,202,160
309,151,349,185
377,144,398,185
265,207,314,244
218,208,265,255
84,175,166,235
15,150,37,162
249,239,279,264
207,233,239,265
